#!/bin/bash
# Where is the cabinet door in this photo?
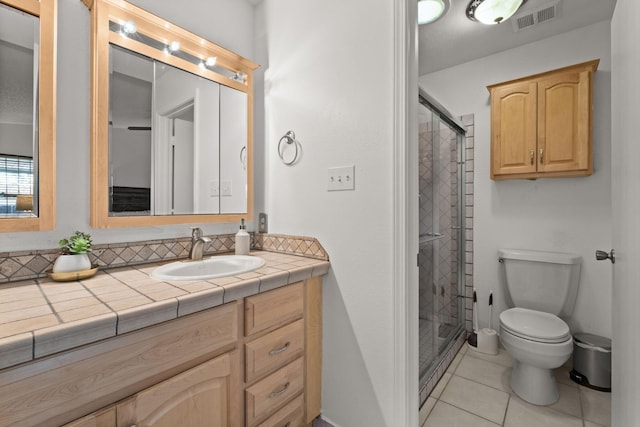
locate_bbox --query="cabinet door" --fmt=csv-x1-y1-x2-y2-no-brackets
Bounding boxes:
117,351,240,427
537,69,592,175
62,407,116,427
490,80,538,178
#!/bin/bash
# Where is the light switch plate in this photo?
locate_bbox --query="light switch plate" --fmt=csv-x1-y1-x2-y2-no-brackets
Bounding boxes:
209,180,219,197
221,180,232,196
328,165,355,191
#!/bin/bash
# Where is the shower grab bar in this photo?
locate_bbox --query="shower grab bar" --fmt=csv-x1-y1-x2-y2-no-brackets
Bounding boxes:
419,233,446,245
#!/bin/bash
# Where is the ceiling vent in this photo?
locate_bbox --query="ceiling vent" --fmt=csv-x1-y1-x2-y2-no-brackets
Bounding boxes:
512,0,562,32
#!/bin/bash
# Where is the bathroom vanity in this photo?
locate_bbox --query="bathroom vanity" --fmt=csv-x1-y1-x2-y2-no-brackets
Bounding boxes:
0,251,328,427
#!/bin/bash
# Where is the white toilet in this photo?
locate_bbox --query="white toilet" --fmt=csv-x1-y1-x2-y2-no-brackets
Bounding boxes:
498,248,581,406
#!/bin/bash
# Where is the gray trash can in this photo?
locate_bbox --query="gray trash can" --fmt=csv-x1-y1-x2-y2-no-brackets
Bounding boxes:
570,333,611,392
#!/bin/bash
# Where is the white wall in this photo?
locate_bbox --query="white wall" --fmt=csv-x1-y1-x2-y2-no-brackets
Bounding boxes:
419,21,613,339
0,0,255,251
110,128,150,188
0,124,32,156
256,1,397,425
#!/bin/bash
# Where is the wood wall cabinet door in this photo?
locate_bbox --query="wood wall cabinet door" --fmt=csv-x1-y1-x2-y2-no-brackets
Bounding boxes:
537,68,592,174
490,80,538,178
116,351,241,427
488,59,598,180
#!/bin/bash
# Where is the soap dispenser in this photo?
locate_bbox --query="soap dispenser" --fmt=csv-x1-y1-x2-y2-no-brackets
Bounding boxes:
235,218,250,255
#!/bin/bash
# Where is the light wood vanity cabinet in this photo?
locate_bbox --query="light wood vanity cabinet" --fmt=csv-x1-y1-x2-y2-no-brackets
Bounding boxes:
243,282,310,426
0,278,322,427
64,352,240,427
63,407,116,427
488,60,599,180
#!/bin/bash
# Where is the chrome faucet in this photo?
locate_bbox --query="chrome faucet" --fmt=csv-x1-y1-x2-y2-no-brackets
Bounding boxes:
189,227,212,261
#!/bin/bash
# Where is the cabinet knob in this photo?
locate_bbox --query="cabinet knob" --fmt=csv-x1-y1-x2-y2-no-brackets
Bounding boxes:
530,150,534,165
539,148,544,164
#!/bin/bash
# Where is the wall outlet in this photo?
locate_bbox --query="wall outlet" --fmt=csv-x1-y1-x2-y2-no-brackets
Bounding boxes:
258,212,268,233
328,165,355,191
221,180,232,196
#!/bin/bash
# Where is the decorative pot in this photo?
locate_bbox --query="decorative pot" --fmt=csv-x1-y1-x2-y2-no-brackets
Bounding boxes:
52,253,91,273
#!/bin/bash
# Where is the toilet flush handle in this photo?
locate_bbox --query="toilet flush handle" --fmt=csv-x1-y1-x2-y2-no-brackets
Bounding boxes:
595,249,615,264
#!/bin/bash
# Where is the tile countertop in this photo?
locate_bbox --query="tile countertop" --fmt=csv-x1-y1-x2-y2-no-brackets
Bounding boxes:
0,251,330,371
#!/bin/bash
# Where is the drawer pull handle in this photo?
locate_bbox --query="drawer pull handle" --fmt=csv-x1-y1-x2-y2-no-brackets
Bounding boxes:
269,341,291,356
530,149,534,165
269,382,290,398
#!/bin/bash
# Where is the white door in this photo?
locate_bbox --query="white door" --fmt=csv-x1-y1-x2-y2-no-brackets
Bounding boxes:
610,0,640,424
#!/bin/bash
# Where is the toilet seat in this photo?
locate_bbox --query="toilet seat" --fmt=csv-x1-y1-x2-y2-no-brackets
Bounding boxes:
500,308,570,344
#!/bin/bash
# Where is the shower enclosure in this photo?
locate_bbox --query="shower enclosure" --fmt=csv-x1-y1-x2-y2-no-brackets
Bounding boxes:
418,89,466,395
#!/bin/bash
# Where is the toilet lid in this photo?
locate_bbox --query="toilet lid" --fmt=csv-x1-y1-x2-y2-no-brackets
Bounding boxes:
500,308,570,343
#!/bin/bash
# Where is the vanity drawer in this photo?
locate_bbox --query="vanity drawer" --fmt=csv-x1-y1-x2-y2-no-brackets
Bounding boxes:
246,319,304,382
245,282,304,336
256,393,304,427
245,357,304,425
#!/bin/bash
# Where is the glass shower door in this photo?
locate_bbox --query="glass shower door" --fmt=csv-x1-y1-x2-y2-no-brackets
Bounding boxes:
418,97,465,386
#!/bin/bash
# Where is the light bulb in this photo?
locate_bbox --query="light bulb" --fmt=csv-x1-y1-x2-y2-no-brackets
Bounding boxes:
121,20,137,36
205,56,217,67
168,41,180,52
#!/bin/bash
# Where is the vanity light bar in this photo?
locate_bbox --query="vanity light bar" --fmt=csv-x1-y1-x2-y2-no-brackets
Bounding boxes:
109,20,245,84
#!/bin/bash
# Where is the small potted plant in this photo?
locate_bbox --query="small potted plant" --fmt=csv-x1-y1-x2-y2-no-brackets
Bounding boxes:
52,231,93,273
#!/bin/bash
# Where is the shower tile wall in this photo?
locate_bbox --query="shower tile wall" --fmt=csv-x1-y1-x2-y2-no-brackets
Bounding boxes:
462,114,474,334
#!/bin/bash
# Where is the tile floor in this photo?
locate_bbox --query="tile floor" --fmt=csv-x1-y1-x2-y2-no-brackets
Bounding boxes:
420,344,611,427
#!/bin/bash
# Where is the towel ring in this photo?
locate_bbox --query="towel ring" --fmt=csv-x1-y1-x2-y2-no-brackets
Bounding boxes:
240,146,247,170
278,130,299,165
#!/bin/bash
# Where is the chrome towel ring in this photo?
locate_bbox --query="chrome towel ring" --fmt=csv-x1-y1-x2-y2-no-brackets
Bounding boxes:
240,146,247,170
278,130,300,165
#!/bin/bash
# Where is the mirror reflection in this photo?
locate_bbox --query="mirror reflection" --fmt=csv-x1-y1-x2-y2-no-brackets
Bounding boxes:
0,4,39,218
109,44,248,217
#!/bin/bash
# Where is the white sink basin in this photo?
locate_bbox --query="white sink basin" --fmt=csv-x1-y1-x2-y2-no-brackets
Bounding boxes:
151,255,265,281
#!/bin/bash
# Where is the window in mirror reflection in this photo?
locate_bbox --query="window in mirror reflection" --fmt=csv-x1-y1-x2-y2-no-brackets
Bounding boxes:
109,44,248,217
0,4,39,218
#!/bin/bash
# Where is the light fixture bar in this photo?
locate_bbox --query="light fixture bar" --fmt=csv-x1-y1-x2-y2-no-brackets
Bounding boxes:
108,20,242,83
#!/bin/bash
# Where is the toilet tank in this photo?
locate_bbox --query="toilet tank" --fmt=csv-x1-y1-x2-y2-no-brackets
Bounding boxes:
498,249,582,317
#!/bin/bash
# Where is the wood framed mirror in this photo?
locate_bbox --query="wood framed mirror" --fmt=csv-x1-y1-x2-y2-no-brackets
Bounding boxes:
87,0,258,228
0,0,56,232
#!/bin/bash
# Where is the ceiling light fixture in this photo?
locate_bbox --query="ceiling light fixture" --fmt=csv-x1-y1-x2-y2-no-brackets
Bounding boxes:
466,0,528,25
418,0,450,25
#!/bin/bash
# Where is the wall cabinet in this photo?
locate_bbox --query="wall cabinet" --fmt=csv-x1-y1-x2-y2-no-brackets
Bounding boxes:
488,60,599,180
0,278,322,427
